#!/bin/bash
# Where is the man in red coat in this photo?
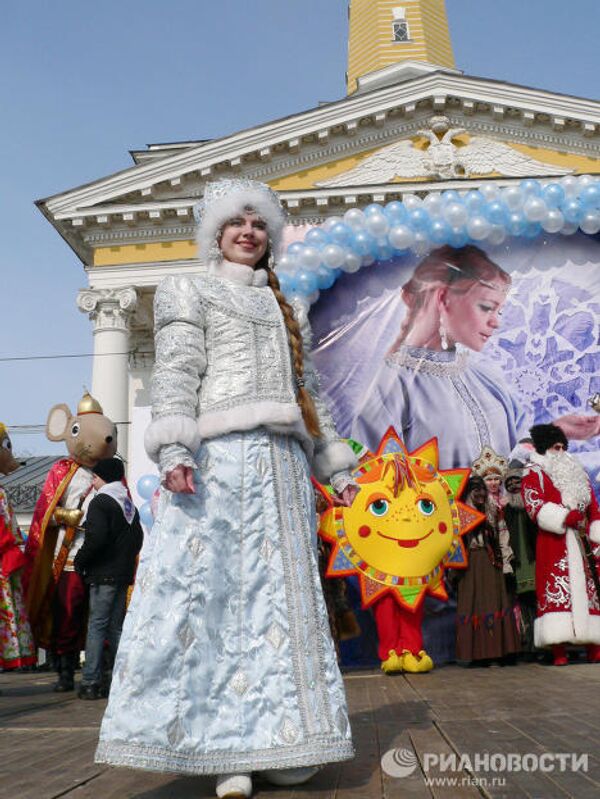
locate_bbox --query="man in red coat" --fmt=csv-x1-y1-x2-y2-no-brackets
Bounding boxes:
521,424,600,666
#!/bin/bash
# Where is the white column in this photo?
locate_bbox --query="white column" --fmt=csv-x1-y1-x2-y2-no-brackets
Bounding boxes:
77,287,138,461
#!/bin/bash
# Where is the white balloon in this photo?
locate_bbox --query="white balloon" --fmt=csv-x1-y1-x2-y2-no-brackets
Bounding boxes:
443,202,468,227
561,220,579,235
402,194,422,211
389,224,414,250
541,209,564,233
322,216,343,231
299,246,322,270
480,183,500,201
343,208,366,229
423,192,443,216
577,174,595,190
321,243,346,269
466,216,491,241
523,197,548,222
560,175,579,197
276,253,297,273
362,254,375,266
488,225,507,246
580,210,600,235
343,252,362,273
365,212,389,237
502,186,524,211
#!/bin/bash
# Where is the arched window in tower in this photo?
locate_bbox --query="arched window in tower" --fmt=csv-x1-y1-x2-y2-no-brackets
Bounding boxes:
392,7,410,42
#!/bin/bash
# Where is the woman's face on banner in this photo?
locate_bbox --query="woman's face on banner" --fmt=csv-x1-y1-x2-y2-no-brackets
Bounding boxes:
444,282,506,352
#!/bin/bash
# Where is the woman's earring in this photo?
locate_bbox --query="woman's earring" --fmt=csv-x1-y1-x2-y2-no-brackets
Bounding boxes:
439,318,449,351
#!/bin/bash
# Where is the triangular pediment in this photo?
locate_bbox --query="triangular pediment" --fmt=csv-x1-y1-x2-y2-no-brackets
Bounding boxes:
38,70,600,262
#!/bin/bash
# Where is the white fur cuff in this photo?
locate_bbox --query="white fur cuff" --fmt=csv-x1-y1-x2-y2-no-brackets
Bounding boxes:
537,502,569,535
198,401,302,440
589,521,600,545
144,415,202,463
312,441,358,484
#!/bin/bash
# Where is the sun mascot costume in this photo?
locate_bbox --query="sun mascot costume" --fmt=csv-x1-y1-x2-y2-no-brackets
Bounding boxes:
315,428,484,673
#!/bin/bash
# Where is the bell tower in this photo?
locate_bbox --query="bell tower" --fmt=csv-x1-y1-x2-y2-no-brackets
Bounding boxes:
347,0,455,94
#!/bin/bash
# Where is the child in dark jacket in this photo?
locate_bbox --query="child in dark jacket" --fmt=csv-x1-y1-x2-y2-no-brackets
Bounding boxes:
74,458,143,699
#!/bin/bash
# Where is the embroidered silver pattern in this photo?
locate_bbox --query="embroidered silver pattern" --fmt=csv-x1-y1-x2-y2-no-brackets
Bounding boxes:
279,718,299,744
266,621,285,650
177,622,195,650
230,669,250,696
187,537,204,559
386,348,468,376
167,718,186,747
259,537,275,563
539,555,571,612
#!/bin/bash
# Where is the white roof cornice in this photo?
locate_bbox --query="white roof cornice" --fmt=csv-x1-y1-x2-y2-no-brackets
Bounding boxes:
40,71,600,218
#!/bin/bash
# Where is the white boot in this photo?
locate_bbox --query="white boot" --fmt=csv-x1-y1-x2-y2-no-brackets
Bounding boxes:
262,766,319,786
215,773,252,798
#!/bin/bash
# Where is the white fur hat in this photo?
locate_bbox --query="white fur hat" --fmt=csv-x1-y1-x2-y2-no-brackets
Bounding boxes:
193,179,287,265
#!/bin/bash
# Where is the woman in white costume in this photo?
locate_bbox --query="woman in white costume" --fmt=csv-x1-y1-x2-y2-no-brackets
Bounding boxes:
95,179,358,799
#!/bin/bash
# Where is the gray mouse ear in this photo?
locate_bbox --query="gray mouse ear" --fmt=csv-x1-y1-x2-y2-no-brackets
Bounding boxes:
46,404,72,441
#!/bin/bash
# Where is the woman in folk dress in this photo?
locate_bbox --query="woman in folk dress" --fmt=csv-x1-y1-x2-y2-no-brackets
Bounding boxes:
96,179,358,799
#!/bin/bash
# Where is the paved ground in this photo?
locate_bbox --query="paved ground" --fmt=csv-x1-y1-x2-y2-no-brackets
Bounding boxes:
2,661,600,799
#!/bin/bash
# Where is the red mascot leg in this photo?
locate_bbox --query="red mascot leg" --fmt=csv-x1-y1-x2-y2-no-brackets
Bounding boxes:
372,596,425,658
52,571,87,656
372,594,403,662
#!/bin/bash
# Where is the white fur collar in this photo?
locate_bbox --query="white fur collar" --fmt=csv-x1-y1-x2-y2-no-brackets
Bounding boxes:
208,259,269,287
530,451,590,508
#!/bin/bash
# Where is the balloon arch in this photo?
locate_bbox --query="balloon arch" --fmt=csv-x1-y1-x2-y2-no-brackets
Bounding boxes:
276,175,600,308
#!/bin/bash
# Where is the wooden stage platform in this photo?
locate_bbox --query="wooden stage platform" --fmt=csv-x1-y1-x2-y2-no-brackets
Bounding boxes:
2,661,599,799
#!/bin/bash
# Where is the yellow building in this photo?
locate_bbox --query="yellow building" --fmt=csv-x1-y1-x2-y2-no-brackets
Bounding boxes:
38,1,600,477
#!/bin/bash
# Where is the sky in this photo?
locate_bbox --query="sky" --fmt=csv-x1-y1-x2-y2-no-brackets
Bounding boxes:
2,0,599,457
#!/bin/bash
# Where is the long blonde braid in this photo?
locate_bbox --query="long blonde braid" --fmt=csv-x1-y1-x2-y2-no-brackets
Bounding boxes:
267,269,321,437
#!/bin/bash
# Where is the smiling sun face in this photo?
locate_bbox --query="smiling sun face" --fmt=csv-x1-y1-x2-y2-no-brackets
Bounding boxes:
316,428,484,611
345,461,455,577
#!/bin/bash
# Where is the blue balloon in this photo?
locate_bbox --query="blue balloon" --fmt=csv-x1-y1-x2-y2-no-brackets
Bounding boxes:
277,272,297,295
329,222,353,246
351,230,378,256
523,222,542,239
506,212,527,236
287,241,304,256
520,179,542,196
295,268,319,296
315,265,336,289
447,227,468,248
562,198,583,224
304,227,331,247
430,219,452,244
483,200,509,226
364,203,385,216
376,243,395,261
542,183,565,208
407,208,431,233
464,190,485,214
384,201,408,223
580,185,600,209
139,501,154,527
137,473,160,501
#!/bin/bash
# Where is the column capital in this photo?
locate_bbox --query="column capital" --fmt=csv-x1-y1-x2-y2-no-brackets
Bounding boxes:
77,287,138,332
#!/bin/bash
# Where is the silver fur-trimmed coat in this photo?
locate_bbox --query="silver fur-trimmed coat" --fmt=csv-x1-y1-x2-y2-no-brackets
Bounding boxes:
95,260,355,774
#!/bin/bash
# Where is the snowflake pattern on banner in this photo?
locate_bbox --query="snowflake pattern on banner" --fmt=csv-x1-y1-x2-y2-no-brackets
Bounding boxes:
484,266,600,475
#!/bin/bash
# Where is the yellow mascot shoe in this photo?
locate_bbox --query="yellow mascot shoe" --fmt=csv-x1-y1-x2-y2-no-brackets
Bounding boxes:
381,649,404,674
401,650,434,673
